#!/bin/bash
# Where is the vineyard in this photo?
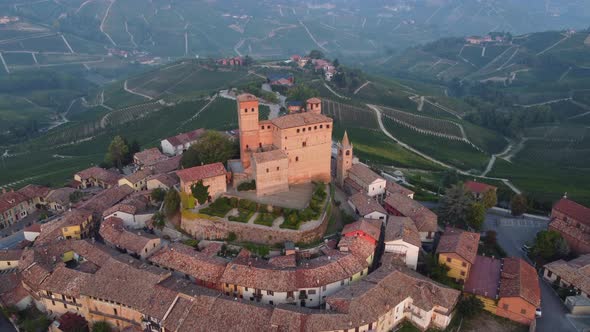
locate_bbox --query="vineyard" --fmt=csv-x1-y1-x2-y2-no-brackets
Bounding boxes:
515,138,590,169
101,101,166,128
379,106,464,140
322,99,377,129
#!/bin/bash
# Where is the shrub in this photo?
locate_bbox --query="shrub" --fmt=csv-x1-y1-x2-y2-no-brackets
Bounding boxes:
182,239,199,248
237,180,256,191
244,243,270,257
228,209,255,223
200,197,233,217
229,197,239,208
271,206,283,217
227,232,237,242
151,188,166,202
238,199,258,211
254,213,275,227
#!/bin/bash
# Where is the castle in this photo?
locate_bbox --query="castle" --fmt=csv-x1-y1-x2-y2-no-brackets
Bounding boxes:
236,94,332,196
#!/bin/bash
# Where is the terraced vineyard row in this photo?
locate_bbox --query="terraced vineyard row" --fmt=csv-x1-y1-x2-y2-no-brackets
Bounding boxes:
523,126,588,142
322,99,377,129
102,101,167,127
379,106,464,139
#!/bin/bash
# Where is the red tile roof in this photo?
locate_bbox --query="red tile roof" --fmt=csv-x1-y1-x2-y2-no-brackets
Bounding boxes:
436,227,480,264
464,181,497,194
164,128,206,147
464,255,502,298
348,192,386,216
341,218,382,243
17,184,50,200
0,190,28,213
499,257,541,307
0,249,22,261
176,162,227,183
134,148,166,166
553,198,590,225
152,155,182,174
99,217,158,254
271,112,332,129
386,181,414,197
75,166,121,186
384,216,421,248
102,195,149,217
383,193,437,233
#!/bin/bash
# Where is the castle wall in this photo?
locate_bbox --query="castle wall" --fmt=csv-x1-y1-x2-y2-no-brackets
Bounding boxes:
254,157,289,196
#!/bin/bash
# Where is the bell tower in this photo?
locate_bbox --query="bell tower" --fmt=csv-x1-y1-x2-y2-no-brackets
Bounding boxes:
336,131,353,187
237,93,260,169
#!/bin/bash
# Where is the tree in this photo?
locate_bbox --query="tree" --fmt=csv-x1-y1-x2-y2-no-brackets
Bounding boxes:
57,312,89,332
457,295,484,319
181,131,236,168
105,135,129,171
510,194,528,216
333,58,339,68
467,202,486,231
286,84,320,102
163,189,180,217
482,189,498,209
191,180,210,205
308,49,324,59
69,190,84,203
438,183,473,227
92,321,113,332
530,230,569,264
151,188,166,202
152,211,165,229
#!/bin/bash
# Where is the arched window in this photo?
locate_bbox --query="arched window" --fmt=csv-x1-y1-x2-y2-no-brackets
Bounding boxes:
346,150,350,156
251,108,255,112
295,156,299,162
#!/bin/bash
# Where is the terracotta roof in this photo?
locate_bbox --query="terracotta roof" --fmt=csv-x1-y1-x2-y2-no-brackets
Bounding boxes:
464,255,502,299
553,198,590,225
386,181,414,197
499,257,541,307
99,217,158,254
464,181,497,194
221,257,296,292
148,243,227,284
348,163,384,186
18,184,50,200
348,192,386,216
252,149,288,164
384,216,421,248
544,254,590,295
134,148,166,166
306,97,321,104
549,218,590,245
268,254,297,268
102,195,149,217
121,168,153,185
176,162,227,183
236,93,258,102
0,249,22,261
75,166,121,185
146,173,179,188
24,223,41,233
271,112,332,129
337,236,376,262
152,155,182,174
0,272,29,307
79,185,134,214
0,191,28,213
341,218,382,243
61,209,93,227
164,128,206,147
383,193,437,232
40,265,91,298
436,227,480,264
45,187,76,206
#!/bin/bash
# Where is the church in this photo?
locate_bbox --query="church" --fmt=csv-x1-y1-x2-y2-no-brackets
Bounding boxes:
236,94,333,196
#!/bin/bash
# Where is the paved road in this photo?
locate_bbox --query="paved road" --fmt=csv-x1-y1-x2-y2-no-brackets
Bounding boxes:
0,232,24,249
0,314,16,332
484,211,576,332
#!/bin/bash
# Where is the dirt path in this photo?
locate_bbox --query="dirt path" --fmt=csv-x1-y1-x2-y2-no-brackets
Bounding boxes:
481,140,513,177
323,82,349,99
100,0,117,46
0,52,9,74
537,34,569,56
353,81,371,95
515,97,572,108
368,104,521,194
125,21,137,48
60,34,74,53
299,20,328,52
124,80,154,100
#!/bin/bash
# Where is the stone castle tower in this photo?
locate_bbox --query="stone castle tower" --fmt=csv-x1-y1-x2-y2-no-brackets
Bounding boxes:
237,94,260,169
336,131,353,187
306,98,322,114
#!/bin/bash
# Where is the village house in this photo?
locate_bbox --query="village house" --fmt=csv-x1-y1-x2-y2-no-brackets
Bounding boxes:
78,185,135,216
133,147,166,168
0,189,32,228
149,242,227,290
386,180,415,199
436,228,480,283
45,187,77,212
235,94,332,196
18,184,50,208
24,223,41,241
341,218,382,246
58,209,94,240
176,162,228,202
543,254,590,298
74,166,122,189
217,56,243,66
150,155,182,174
118,169,152,191
0,272,31,310
383,216,421,270
267,73,294,87
161,128,205,156
99,217,161,259
102,195,152,229
383,192,438,243
548,197,590,254
464,180,497,201
348,192,387,221
0,249,22,270
146,173,179,190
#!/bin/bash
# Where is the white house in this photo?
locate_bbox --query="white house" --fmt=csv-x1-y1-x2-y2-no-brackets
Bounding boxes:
347,163,387,197
161,128,205,156
348,192,387,221
102,196,153,229
383,216,421,270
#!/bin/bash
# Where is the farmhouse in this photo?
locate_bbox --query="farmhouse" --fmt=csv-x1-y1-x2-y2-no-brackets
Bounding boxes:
348,192,387,221
45,187,77,212
102,195,152,229
146,173,179,190
341,218,382,246
99,217,161,259
161,128,205,156
464,180,497,200
235,94,332,196
386,180,414,199
436,228,480,283
118,169,152,191
74,166,121,189
549,197,590,254
543,254,590,298
133,148,166,168
0,189,32,228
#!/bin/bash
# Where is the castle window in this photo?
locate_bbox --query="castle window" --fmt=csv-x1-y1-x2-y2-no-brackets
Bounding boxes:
251,108,255,112
308,127,311,131
284,136,287,139
276,167,279,171
266,168,269,173
302,128,306,132
302,142,307,147
320,125,323,129
345,150,350,156
314,126,317,130
297,129,300,133
267,126,270,129
296,157,299,162
327,124,330,128
245,109,248,113
261,126,264,130
246,144,249,149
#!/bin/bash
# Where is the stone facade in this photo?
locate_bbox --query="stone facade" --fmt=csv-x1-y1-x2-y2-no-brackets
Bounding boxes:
252,150,289,196
236,94,332,196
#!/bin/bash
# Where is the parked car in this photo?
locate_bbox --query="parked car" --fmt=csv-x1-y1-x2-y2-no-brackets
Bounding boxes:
535,308,542,318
